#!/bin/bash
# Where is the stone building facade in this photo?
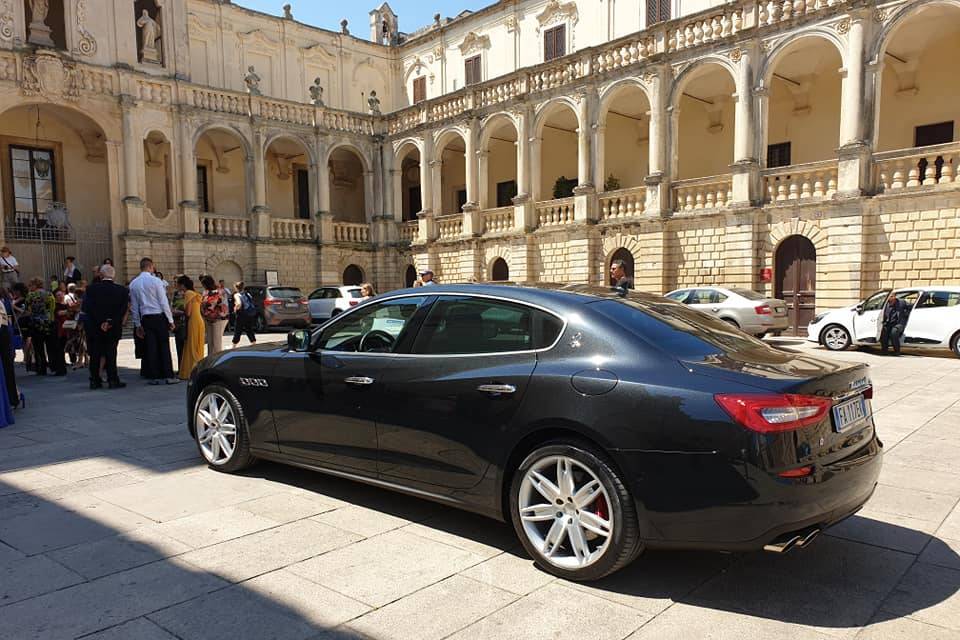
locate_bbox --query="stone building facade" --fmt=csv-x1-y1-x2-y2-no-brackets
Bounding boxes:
0,0,957,332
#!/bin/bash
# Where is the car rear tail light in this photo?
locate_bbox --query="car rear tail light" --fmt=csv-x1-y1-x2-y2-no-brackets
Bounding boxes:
299,298,308,305
778,466,813,478
349,300,359,306
714,393,833,433
264,298,283,306
755,304,772,315
862,387,873,400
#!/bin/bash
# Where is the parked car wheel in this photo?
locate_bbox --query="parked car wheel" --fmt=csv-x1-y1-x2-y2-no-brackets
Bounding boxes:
509,440,641,581
951,331,960,359
331,308,343,317
722,318,740,329
821,324,852,351
193,384,255,473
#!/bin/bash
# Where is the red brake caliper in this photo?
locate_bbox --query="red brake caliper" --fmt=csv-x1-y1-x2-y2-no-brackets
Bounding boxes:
594,494,609,521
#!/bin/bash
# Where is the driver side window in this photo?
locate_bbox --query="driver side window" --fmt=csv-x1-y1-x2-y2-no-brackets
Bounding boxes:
862,291,890,312
317,296,427,353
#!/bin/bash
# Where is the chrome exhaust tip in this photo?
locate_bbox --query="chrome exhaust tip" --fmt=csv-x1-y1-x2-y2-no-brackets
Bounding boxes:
763,534,802,554
795,528,821,548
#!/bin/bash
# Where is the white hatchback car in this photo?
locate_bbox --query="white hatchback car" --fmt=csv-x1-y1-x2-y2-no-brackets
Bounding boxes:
307,286,365,322
808,286,960,357
665,286,790,337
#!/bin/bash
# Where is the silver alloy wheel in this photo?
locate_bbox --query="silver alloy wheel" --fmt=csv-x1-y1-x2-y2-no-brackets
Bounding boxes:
823,326,850,350
518,455,614,570
195,392,238,466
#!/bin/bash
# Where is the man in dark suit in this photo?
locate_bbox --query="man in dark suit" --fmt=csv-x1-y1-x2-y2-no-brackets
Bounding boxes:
610,259,633,291
880,292,910,356
81,264,129,389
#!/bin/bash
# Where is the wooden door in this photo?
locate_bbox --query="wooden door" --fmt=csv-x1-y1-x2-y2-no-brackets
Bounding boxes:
775,235,817,336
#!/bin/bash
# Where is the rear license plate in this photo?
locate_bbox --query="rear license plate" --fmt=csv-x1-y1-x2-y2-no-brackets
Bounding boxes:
284,302,300,309
833,396,869,432
775,307,785,314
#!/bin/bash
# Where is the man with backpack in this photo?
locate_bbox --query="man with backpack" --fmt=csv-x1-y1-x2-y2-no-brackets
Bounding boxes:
232,282,258,348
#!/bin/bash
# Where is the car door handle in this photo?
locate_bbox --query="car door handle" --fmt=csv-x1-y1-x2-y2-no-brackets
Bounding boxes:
345,376,375,386
477,384,516,395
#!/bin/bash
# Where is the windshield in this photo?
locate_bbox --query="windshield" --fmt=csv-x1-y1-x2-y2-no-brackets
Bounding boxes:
348,289,364,298
591,297,776,360
729,288,765,301
268,287,302,299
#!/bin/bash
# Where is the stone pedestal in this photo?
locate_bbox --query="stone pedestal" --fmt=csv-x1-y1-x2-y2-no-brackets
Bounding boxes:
141,45,162,65
123,197,145,232
837,142,872,198
644,173,670,218
180,201,200,235
573,185,597,224
730,159,760,208
28,21,55,47
513,195,536,232
461,203,482,238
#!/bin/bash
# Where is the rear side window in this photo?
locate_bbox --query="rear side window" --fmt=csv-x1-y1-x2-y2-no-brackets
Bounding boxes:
412,297,563,355
269,287,302,299
347,289,364,298
665,291,689,302
591,298,769,360
861,290,890,312
917,291,960,308
690,289,727,304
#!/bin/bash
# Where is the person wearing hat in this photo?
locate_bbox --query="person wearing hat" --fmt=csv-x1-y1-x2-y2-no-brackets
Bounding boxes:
419,269,436,286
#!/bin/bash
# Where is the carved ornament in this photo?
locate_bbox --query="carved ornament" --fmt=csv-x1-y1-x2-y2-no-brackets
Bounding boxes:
459,32,491,56
536,0,579,33
21,53,81,101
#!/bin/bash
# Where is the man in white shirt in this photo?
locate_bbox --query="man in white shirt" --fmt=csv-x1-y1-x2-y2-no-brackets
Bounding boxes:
129,257,179,385
420,270,436,286
0,247,19,289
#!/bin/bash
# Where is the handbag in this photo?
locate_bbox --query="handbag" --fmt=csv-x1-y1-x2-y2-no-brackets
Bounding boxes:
62,320,78,330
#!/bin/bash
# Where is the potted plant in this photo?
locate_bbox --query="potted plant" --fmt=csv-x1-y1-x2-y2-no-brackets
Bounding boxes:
552,176,577,199
604,174,621,192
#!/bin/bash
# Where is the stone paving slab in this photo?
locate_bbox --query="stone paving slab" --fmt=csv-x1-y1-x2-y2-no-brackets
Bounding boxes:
0,337,959,639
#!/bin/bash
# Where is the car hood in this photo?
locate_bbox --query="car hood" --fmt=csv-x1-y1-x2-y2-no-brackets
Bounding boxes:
683,346,862,392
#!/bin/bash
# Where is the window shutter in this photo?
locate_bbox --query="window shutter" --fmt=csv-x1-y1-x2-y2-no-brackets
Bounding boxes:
544,29,555,61
647,0,670,25
660,0,671,23
555,25,566,58
465,56,481,85
413,77,426,103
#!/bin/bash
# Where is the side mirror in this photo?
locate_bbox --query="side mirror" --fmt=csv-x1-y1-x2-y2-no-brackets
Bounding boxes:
288,329,310,352
855,304,864,315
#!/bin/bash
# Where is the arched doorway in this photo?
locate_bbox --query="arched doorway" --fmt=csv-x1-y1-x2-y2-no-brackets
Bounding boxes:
343,264,364,286
609,248,635,287
404,264,417,287
491,258,509,282
775,235,817,335
328,146,368,224
213,260,243,288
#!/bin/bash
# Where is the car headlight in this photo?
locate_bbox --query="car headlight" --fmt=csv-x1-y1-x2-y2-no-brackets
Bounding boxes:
812,314,826,324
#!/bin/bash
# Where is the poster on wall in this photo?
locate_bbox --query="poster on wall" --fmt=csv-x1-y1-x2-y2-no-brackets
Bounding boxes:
265,270,280,286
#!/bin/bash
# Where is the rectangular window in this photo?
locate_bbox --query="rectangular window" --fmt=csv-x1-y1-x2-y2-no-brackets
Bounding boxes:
496,180,518,207
413,76,427,104
646,0,671,26
296,168,310,219
544,24,566,61
456,189,467,213
464,55,482,86
407,186,422,220
10,145,57,224
196,165,210,212
767,142,792,168
915,122,954,147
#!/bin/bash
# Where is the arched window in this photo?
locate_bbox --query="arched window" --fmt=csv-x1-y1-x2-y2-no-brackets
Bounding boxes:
491,258,509,282
343,264,364,286
404,265,418,287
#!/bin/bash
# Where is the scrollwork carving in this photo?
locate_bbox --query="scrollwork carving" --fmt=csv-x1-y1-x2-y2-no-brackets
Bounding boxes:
75,0,98,56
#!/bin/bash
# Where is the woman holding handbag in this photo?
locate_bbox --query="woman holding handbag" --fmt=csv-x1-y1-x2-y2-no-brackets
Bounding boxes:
199,275,229,356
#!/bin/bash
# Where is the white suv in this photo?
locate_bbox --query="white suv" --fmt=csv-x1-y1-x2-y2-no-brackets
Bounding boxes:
307,286,365,322
808,286,960,357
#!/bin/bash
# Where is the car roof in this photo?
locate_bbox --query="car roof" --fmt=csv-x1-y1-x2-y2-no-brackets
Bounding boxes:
380,282,664,311
893,286,960,293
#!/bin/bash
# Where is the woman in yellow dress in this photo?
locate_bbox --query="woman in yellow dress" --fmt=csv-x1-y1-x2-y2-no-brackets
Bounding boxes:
177,275,205,380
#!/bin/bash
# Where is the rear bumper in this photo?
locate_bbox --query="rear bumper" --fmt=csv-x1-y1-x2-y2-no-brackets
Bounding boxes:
264,311,310,327
616,435,882,552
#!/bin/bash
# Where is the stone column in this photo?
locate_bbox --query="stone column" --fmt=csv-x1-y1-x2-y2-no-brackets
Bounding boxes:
177,110,199,234
513,109,536,231
593,124,607,193
120,96,145,231
574,89,597,223
731,49,759,207
837,12,871,196
477,150,490,210
363,170,375,222
419,136,434,215
252,131,268,214
464,119,480,208
646,68,670,217
430,159,443,216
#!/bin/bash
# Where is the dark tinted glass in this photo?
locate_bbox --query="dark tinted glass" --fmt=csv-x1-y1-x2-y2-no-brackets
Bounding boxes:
269,287,302,299
412,297,562,355
730,288,766,301
319,296,427,352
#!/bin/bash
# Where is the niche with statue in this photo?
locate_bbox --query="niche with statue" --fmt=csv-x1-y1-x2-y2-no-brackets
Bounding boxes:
134,0,164,65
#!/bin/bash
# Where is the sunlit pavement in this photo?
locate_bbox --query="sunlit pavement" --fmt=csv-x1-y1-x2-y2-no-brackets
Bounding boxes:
0,336,959,640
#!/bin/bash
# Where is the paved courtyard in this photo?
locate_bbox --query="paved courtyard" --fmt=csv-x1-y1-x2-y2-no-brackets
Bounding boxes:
0,336,959,640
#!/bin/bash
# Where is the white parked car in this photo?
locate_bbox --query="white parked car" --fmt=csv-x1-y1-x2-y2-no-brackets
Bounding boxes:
665,286,790,337
307,286,365,322
808,286,960,357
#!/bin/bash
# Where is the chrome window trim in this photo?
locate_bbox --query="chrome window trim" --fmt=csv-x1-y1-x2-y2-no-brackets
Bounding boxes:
311,291,569,359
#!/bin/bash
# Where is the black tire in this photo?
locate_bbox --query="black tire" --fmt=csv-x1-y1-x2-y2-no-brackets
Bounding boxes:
509,440,642,581
951,332,960,359
331,308,342,318
821,324,852,351
722,318,740,329
193,384,256,473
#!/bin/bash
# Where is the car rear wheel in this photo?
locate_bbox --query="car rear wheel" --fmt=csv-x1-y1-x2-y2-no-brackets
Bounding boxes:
951,331,960,358
194,385,255,473
509,441,641,581
821,325,851,351
722,318,740,329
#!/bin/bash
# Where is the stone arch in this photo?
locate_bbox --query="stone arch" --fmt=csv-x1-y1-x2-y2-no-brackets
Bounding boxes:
404,59,429,83
668,57,739,109
602,234,644,262
204,252,245,277
394,138,423,163
0,99,121,143
758,31,847,89
490,257,510,281
598,78,654,126
433,126,469,153
212,259,243,287
484,244,511,281
342,263,365,286
263,132,316,165
479,112,520,148
766,218,829,256
869,0,960,63
192,122,253,159
533,97,582,138
403,263,418,287
323,141,371,173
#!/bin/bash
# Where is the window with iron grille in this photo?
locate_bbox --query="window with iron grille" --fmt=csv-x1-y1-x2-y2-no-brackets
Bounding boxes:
544,24,566,62
10,145,57,225
412,76,426,104
767,142,792,169
464,56,482,86
646,0,671,26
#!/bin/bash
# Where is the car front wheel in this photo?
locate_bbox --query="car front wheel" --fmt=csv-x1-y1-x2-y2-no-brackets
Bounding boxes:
509,441,641,581
951,331,960,359
194,385,255,473
821,325,851,351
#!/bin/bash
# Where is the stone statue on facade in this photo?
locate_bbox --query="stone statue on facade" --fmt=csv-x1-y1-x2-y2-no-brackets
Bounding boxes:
340,19,349,35
137,10,162,65
309,78,324,107
244,66,262,95
28,0,55,47
367,90,381,115
283,4,293,20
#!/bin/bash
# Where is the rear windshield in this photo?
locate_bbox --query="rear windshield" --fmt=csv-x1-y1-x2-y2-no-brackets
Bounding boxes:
348,289,364,298
729,288,765,301
268,287,302,299
591,297,773,360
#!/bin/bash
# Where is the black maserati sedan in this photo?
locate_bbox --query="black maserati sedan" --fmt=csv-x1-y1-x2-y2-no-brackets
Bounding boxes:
186,284,882,581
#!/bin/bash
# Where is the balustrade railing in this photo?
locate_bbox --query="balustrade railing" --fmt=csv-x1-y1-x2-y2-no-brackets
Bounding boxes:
190,87,248,116
436,214,464,241
763,160,838,203
666,6,744,52
599,186,647,221
483,207,515,234
875,143,960,193
399,220,419,243
272,217,314,240
200,215,249,238
333,222,371,244
673,176,734,212
536,198,576,228
758,0,839,27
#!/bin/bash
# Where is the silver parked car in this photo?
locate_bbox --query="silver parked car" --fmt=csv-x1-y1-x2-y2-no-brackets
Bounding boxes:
307,285,365,322
665,287,790,337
